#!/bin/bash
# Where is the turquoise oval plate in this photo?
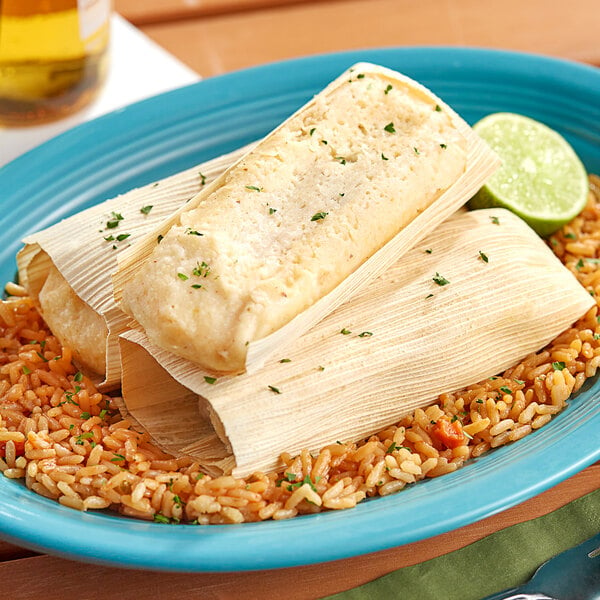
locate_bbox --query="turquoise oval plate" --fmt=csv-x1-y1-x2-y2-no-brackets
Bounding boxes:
0,47,599,572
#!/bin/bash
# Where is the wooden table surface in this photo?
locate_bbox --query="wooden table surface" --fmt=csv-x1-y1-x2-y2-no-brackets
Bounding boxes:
3,1,600,598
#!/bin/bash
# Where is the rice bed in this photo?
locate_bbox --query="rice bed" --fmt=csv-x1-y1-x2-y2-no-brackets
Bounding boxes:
1,175,599,525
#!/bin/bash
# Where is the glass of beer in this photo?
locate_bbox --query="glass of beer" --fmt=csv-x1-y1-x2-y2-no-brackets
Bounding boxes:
0,0,111,126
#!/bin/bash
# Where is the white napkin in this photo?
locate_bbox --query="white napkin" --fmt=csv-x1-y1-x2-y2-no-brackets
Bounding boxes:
0,14,200,168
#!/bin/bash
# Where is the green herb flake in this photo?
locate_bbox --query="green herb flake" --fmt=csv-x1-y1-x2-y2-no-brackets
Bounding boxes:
425,293,434,299
478,250,489,263
268,385,281,394
594,333,600,340
309,127,316,136
321,139,328,145
576,258,585,270
153,513,171,524
199,172,207,185
191,284,203,289
22,366,31,375
106,212,124,229
432,272,450,286
140,205,153,215
99,409,108,419
116,233,130,242
358,331,373,338
204,376,217,385
384,122,396,134
384,84,393,95
185,228,203,236
386,442,397,454
279,358,291,363
356,73,365,79
36,351,48,362
104,235,115,242
340,328,352,335
196,473,205,480
192,261,211,278
245,185,263,192
499,386,512,395
440,143,447,149
80,411,91,420
311,211,328,222
177,272,189,281
413,147,420,155
564,233,576,240
157,234,164,244
381,153,389,161
269,207,277,215
435,104,442,112
490,216,500,225
476,398,484,404
74,371,83,382
74,432,94,446
425,248,433,254
335,156,347,165
552,361,566,371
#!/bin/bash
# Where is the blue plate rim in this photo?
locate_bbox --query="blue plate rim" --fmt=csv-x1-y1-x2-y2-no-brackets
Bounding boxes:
0,46,599,572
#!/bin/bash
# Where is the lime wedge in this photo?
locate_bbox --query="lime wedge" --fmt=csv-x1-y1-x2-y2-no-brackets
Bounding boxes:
468,113,588,236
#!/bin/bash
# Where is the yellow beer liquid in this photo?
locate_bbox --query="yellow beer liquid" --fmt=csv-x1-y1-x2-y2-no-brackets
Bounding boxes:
0,0,110,126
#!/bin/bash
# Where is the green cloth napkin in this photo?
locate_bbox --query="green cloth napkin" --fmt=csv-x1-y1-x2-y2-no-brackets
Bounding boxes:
326,488,600,600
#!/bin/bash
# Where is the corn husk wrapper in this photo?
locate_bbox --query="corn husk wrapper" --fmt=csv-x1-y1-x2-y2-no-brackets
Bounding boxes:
16,145,250,390
113,62,501,375
119,208,594,477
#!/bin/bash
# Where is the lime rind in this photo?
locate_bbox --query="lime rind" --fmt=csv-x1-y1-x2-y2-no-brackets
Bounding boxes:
468,113,588,237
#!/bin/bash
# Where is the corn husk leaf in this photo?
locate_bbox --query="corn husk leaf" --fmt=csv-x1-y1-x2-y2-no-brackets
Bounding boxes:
113,62,501,375
16,145,250,389
119,208,594,477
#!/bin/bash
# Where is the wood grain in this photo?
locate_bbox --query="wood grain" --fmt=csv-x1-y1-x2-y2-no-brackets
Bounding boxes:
128,0,600,77
1,464,597,599
115,0,337,25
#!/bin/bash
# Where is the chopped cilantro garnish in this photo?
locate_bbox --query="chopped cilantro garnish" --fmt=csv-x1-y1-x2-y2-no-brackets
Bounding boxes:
269,207,277,214
478,250,489,263
74,432,94,445
140,205,153,215
490,216,500,225
177,273,189,281
552,361,566,371
435,104,442,112
80,412,91,420
199,172,206,185
74,372,83,383
185,228,203,236
381,153,389,160
358,331,373,338
335,156,347,165
245,185,263,192
116,233,130,242
279,358,291,363
384,84,393,95
311,212,328,221
432,272,450,286
204,376,217,385
440,143,447,149
268,385,281,394
22,366,31,375
384,122,396,133
340,328,352,335
309,127,316,136
153,513,171,524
